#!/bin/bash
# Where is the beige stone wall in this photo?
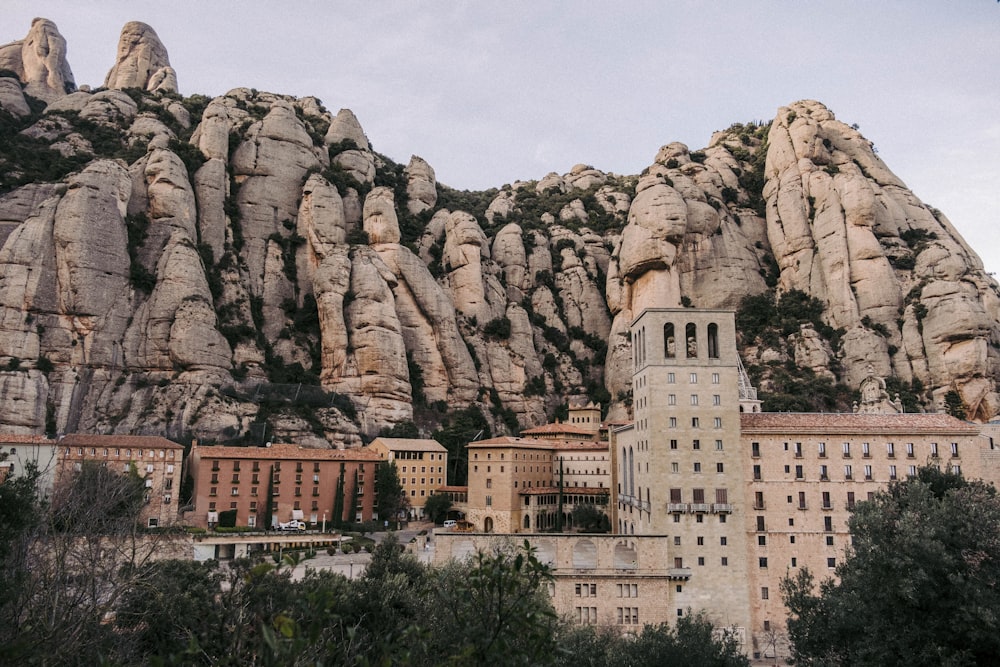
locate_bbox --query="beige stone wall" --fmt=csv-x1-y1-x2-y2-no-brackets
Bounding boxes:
432,532,744,641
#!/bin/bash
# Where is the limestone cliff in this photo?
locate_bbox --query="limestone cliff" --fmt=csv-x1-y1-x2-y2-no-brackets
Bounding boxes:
0,19,997,447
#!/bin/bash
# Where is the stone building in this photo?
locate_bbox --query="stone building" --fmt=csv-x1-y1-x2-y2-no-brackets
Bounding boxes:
0,434,59,496
56,434,184,528
368,437,448,519
188,442,379,529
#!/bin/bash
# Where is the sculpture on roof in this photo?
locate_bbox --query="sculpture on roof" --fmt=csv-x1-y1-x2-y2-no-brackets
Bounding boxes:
854,365,903,414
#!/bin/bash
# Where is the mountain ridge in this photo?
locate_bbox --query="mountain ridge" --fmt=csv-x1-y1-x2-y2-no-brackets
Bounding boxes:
0,19,997,450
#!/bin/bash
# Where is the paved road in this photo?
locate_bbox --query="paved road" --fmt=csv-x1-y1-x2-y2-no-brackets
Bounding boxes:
286,522,437,581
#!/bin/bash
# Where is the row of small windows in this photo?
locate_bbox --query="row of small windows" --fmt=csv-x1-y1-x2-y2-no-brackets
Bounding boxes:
751,441,960,459
752,463,961,481
633,322,721,367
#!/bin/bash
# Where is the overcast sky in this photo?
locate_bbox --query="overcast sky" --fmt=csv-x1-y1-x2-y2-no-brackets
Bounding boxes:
5,2,998,275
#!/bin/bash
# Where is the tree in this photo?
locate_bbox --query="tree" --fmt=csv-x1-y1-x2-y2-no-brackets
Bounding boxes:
426,540,559,665
423,492,453,524
571,504,610,533
375,460,406,525
781,466,1000,666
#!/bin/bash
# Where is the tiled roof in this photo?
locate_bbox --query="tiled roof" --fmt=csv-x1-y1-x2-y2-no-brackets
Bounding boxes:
740,412,981,435
520,423,596,436
60,434,183,449
466,436,555,450
370,437,447,452
0,434,56,444
194,442,382,461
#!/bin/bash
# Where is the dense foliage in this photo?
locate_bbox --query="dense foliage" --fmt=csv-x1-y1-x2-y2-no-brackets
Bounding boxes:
781,466,1000,666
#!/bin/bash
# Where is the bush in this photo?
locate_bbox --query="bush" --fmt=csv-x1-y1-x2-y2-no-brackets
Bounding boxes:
483,316,512,340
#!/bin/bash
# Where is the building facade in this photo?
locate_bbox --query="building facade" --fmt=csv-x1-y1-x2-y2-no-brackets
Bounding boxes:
368,437,448,519
0,434,59,496
188,442,379,529
57,434,184,528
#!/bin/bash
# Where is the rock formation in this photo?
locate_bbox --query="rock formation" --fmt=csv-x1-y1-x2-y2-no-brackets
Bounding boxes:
0,19,997,446
103,21,177,93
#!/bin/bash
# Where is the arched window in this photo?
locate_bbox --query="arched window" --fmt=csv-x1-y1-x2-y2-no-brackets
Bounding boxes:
484,517,494,533
628,447,635,498
707,323,719,359
664,323,676,358
524,515,530,529
686,323,698,358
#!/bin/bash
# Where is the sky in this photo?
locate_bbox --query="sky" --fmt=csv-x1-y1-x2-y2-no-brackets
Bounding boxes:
4,1,998,275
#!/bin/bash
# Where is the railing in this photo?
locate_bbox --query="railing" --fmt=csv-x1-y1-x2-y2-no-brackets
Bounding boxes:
667,503,688,513
667,568,692,580
690,503,711,513
712,503,733,513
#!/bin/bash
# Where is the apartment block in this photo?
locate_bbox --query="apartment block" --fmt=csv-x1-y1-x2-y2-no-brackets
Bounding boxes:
57,434,184,528
368,437,448,519
188,442,379,529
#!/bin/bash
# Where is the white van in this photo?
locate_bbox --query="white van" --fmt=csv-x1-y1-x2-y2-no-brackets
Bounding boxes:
442,520,457,529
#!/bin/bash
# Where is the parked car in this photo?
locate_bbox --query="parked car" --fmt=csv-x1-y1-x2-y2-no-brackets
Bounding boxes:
277,520,307,532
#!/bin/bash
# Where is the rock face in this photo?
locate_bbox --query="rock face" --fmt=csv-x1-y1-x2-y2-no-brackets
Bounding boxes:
0,18,75,102
103,22,177,93
0,18,997,444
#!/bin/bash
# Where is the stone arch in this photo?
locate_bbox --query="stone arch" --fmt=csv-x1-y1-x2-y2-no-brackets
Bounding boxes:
664,322,675,358
708,323,719,359
483,516,494,533
686,322,697,358
614,541,639,569
572,539,598,568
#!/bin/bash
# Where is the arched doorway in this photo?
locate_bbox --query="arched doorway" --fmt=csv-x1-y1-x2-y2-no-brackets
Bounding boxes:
484,516,494,533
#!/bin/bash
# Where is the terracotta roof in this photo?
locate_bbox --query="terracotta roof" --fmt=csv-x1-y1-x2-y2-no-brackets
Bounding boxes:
60,434,183,449
519,485,610,495
520,422,596,436
740,412,981,435
467,436,555,450
194,442,382,461
369,437,447,452
0,434,56,444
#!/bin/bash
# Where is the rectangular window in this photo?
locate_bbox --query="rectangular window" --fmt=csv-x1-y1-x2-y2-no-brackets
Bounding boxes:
669,417,677,428
822,491,831,509
862,442,870,458
951,442,959,457
716,462,724,473
952,465,962,475
820,465,828,480
711,373,720,384
485,495,492,506
931,442,939,458
908,465,917,478
756,515,765,531
887,442,896,458
693,462,701,473
754,491,764,509
752,442,760,457
667,372,675,383
759,557,768,568
668,394,677,405
670,439,678,450
693,439,700,450
847,491,856,509
715,439,723,451
714,417,722,429
906,442,915,458
753,464,761,480
713,394,721,406
794,442,802,458
758,535,766,546
721,557,728,566
798,491,806,509
795,465,803,479
824,516,833,532
864,465,873,480
844,464,853,480
691,417,700,428
889,465,897,480
690,373,698,383
843,442,851,457
818,442,826,457
690,394,699,406
827,557,836,568
762,587,769,600
671,462,679,473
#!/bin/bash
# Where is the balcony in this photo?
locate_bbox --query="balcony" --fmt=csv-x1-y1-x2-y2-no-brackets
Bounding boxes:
712,503,733,513
667,568,693,580
689,503,711,514
667,503,689,513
